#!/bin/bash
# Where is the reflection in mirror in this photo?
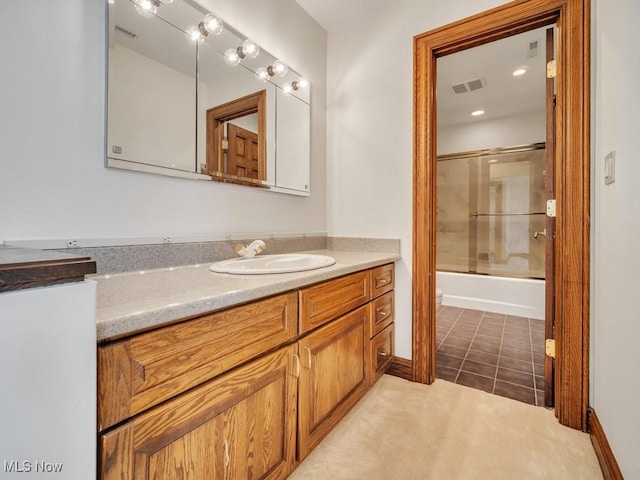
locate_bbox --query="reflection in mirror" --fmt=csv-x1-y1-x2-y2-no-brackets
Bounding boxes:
106,0,312,194
107,0,197,172
275,90,310,191
204,90,266,185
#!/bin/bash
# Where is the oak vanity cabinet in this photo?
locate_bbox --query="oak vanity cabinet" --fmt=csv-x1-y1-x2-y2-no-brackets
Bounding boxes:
98,293,298,480
101,346,297,479
98,264,395,479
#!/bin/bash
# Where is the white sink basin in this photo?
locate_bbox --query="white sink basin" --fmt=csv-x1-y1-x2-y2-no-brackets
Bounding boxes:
209,253,336,274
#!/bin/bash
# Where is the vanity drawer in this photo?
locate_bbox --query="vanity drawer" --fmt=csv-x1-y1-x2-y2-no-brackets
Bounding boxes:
370,263,394,299
97,292,297,431
369,323,394,384
299,271,370,334
369,291,394,338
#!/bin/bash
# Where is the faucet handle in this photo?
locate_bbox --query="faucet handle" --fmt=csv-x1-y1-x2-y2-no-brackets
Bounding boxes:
234,243,248,257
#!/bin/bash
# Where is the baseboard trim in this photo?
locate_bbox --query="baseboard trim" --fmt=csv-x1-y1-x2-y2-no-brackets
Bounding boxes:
589,408,624,480
388,357,413,381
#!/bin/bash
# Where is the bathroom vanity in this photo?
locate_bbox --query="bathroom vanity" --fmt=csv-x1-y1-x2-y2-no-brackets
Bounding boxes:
95,251,397,479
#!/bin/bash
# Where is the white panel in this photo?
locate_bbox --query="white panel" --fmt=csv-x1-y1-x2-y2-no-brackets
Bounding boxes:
0,281,96,479
276,90,310,192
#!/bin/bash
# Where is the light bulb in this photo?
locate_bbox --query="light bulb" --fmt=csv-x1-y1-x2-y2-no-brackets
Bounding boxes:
201,14,223,36
134,0,157,17
298,78,309,88
242,39,260,58
255,67,269,82
269,60,288,77
185,25,203,43
224,48,241,66
283,84,293,94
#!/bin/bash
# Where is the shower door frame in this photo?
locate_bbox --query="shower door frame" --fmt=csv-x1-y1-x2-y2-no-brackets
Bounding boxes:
412,0,590,431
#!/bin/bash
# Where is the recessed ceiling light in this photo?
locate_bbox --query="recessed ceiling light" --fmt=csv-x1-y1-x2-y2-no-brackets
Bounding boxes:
512,68,527,76
471,110,485,116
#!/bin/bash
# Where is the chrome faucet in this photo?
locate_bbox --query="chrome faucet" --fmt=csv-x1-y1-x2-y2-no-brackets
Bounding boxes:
235,240,266,259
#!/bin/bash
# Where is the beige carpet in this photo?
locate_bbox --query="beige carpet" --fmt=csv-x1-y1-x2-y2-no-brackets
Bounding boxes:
289,375,602,480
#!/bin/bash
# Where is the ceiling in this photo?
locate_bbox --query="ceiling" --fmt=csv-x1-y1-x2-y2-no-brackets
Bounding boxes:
294,0,396,33
293,2,548,128
437,26,548,127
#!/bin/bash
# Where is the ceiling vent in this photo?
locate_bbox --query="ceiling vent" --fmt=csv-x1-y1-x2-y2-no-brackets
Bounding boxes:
115,25,137,39
451,77,487,94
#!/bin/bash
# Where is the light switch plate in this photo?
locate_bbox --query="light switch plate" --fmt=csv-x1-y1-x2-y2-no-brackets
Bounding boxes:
604,151,615,185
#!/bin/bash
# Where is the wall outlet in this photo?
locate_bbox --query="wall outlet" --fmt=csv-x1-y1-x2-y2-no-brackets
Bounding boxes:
66,240,79,248
163,236,171,244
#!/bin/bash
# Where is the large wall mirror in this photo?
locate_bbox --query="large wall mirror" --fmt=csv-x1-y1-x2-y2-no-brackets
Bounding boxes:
106,0,311,195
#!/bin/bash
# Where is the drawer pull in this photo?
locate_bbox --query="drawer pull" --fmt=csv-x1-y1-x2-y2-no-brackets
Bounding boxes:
376,308,390,318
223,439,230,467
378,351,389,357
376,278,391,287
304,347,312,370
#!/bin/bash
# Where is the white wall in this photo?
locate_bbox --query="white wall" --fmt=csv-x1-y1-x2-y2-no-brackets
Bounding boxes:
438,109,546,154
592,0,640,477
0,0,326,243
325,0,509,358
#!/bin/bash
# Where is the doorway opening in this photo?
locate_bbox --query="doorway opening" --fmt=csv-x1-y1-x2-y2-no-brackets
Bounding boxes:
434,25,551,407
412,0,590,430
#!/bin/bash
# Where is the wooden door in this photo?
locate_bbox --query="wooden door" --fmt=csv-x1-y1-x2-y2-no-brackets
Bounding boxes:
413,0,591,430
99,346,297,480
227,123,262,180
544,26,556,408
297,306,368,460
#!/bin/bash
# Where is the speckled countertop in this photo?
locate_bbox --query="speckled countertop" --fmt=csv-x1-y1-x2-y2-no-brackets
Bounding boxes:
93,249,400,342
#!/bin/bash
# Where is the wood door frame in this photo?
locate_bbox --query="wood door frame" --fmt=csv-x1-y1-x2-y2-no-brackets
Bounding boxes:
412,0,590,430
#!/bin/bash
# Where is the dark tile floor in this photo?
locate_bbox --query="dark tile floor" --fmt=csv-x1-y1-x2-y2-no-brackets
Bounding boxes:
436,305,546,406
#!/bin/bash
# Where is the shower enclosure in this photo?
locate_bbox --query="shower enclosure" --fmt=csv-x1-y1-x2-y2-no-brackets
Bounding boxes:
436,143,546,280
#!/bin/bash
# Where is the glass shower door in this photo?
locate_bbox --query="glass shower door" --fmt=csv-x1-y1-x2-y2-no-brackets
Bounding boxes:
436,144,546,279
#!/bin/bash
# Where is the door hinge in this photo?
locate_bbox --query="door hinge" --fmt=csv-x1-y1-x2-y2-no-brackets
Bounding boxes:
546,60,557,78
545,339,556,358
546,199,556,217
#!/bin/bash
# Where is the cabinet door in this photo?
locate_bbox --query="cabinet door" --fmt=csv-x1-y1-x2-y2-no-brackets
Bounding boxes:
100,346,297,480
297,306,368,460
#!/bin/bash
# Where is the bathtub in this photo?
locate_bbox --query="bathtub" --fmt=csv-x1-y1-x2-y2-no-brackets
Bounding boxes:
436,271,545,320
